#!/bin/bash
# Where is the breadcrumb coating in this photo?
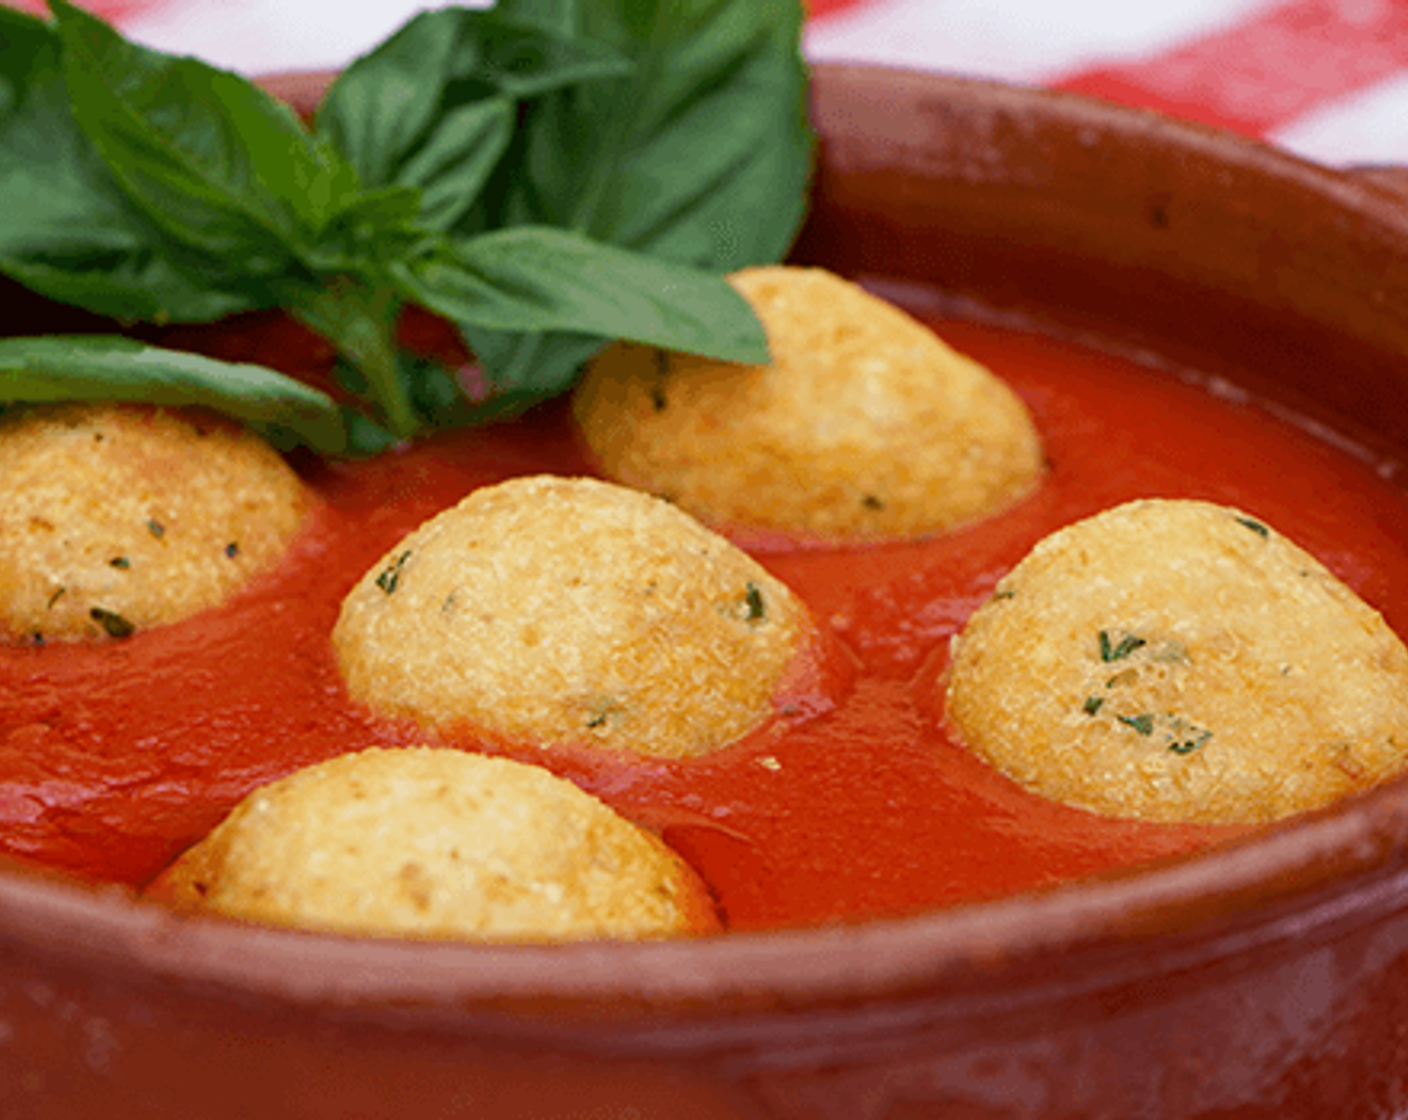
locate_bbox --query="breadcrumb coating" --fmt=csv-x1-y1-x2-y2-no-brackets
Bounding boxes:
333,475,812,759
0,403,310,642
945,499,1408,823
573,265,1044,544
162,747,721,941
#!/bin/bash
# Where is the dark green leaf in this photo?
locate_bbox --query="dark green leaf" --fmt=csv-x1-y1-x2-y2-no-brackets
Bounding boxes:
317,7,631,232
496,0,576,39
396,99,515,233
0,253,265,326
0,335,346,453
49,0,359,269
494,0,812,269
0,7,50,92
446,0,810,394
317,10,469,189
0,10,263,321
393,225,768,385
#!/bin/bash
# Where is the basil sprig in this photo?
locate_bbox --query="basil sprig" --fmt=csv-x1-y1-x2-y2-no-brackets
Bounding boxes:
0,0,812,454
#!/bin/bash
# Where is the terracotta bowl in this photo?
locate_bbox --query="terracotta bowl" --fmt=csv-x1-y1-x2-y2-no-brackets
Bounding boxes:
6,63,1408,1120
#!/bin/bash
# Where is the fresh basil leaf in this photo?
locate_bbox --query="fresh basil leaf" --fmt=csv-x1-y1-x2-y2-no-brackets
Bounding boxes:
452,11,633,100
316,7,468,190
0,253,264,325
317,7,631,234
494,0,812,270
393,225,768,375
444,0,808,402
495,0,574,39
0,7,57,111
49,0,360,270
0,10,264,322
0,335,346,454
0,1,812,459
394,99,515,234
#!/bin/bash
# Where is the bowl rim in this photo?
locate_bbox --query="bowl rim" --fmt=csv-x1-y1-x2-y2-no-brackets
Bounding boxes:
6,61,1408,1027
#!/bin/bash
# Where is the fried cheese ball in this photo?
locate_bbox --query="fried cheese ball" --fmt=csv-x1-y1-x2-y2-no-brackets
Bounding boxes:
573,265,1044,544
945,499,1408,824
0,403,310,642
333,475,815,760
162,748,721,941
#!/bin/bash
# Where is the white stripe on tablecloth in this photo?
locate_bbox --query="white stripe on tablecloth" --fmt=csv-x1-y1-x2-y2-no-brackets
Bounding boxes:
123,0,1291,82
1269,70,1408,166
110,0,1408,169
122,0,475,74
802,0,1290,83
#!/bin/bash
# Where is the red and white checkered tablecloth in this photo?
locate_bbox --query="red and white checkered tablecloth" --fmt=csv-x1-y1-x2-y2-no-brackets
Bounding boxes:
5,0,1408,168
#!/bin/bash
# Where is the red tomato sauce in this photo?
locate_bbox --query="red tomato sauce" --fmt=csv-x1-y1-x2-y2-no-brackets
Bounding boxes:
6,305,1408,932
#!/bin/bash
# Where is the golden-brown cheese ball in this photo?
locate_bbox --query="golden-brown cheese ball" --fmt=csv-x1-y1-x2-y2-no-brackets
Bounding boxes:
0,403,310,642
333,474,816,760
161,747,720,941
572,265,1044,544
944,499,1408,824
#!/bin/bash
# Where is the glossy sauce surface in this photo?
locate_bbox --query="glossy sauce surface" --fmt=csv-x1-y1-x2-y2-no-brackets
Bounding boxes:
5,307,1408,932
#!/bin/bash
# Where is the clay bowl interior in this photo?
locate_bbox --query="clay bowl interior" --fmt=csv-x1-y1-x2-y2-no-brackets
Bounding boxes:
6,63,1408,1120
